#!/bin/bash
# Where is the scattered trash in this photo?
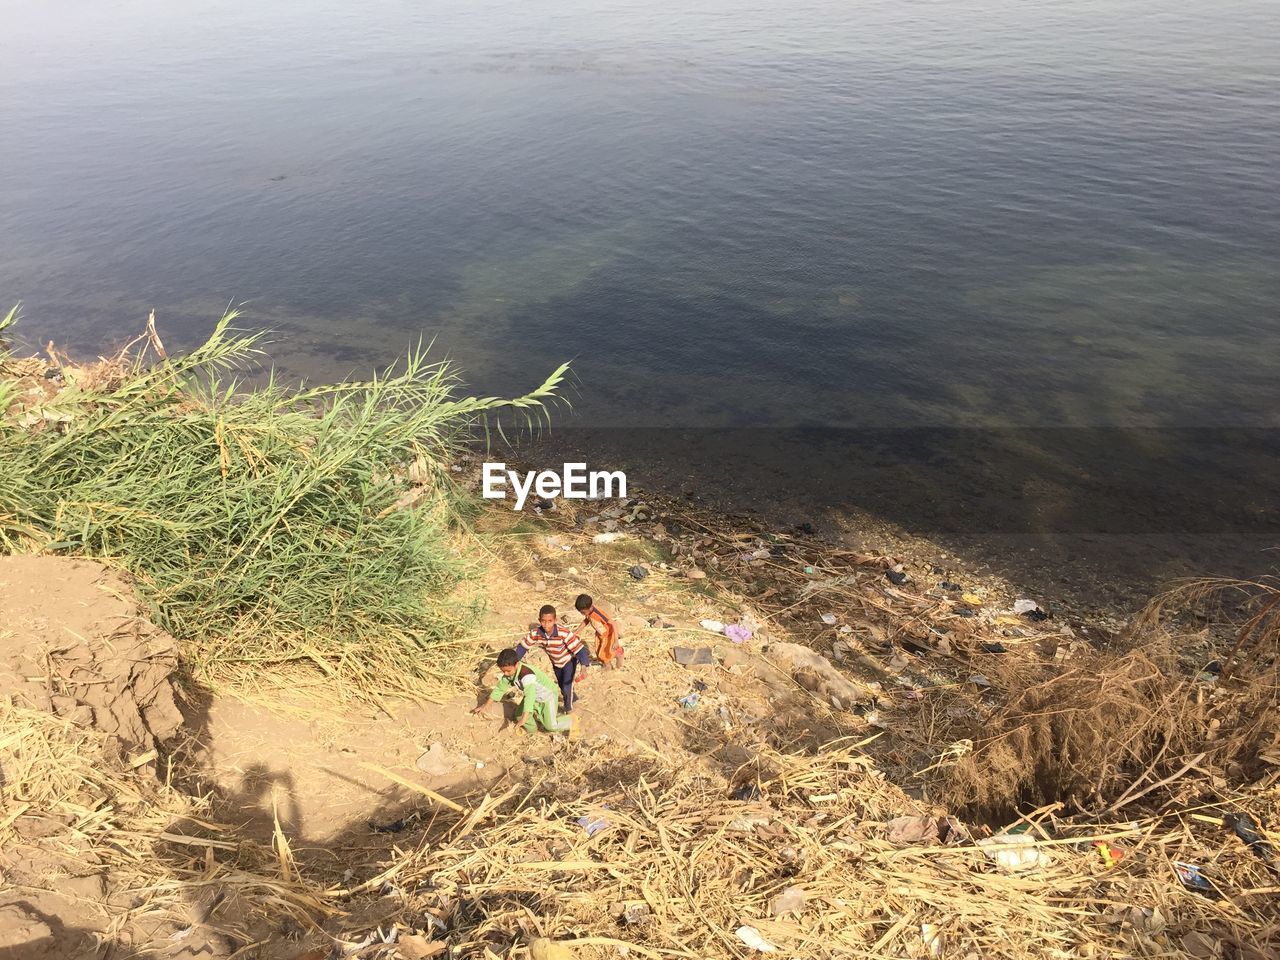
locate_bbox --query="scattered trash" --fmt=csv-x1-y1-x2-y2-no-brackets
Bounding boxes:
732,814,768,839
672,646,715,667
803,565,815,575
978,834,1051,872
577,815,609,837
1013,598,1049,621
1198,659,1222,682
961,592,983,605
884,815,968,846
731,783,761,801
700,619,726,633
724,624,753,643
820,613,838,625
1094,841,1126,869
415,743,456,777
765,641,868,710
1179,932,1219,959
886,569,908,585
592,532,625,544
628,565,649,580
969,674,991,689
1231,813,1276,867
1173,861,1217,896
979,641,1008,654
613,902,651,926
677,692,701,709
528,938,573,960
770,886,806,917
735,926,778,953
940,581,962,592
394,935,448,959
920,923,944,957
900,637,930,655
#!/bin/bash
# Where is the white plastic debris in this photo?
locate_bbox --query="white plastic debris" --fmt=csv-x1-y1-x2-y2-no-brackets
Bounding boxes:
735,926,778,953
977,834,1051,872
1013,598,1045,615
770,885,806,917
415,743,455,777
700,619,726,633
592,532,625,544
921,923,945,957
820,613,838,625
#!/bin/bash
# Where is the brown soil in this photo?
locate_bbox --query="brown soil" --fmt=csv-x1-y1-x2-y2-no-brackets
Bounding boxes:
0,555,183,750
1,497,1274,959
0,556,191,959
0,549,805,959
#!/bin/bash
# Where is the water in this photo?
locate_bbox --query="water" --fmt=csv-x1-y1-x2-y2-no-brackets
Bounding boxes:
4,0,1280,590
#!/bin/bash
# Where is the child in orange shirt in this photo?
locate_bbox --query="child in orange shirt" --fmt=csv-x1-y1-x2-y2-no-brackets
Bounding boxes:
576,593,624,670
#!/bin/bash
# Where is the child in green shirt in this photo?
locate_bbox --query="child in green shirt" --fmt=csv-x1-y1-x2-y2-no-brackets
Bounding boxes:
473,648,574,735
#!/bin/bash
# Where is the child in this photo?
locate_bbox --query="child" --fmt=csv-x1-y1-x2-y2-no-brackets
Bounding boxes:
576,593,624,670
472,648,573,735
515,604,591,713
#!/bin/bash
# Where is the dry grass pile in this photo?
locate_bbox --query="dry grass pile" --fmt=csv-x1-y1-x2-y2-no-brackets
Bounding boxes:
0,696,329,952
317,736,1279,960
0,696,198,909
926,574,1280,818
932,645,1192,813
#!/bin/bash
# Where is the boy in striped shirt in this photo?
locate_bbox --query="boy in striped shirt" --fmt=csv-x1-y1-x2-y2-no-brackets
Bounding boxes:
576,593,624,670
516,604,590,713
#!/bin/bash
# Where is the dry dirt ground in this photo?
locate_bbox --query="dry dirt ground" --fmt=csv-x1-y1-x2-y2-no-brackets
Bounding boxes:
0,548,853,959
0,556,185,959
7,502,1272,960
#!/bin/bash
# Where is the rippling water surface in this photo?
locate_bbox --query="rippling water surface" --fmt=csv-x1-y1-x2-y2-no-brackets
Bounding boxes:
4,0,1277,431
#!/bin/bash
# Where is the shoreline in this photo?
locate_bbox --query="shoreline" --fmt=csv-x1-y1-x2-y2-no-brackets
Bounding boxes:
503,426,1279,620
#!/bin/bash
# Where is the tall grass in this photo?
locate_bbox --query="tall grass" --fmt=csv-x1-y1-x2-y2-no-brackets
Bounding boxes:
0,310,568,693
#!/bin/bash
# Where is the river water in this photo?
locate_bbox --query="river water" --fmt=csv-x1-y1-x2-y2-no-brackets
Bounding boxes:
4,0,1279,595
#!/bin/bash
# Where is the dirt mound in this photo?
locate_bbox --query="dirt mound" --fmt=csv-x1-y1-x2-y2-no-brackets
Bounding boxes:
0,555,182,749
